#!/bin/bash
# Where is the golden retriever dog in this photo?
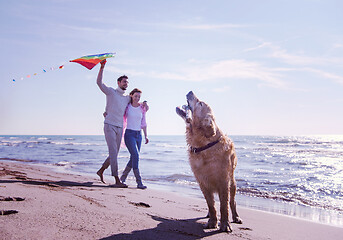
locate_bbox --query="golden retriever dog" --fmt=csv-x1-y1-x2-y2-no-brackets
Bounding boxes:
176,91,242,232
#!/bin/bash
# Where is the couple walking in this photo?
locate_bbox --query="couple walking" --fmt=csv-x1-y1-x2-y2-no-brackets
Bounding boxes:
96,60,148,189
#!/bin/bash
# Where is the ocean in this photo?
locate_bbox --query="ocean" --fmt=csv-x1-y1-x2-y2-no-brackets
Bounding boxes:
1,135,342,227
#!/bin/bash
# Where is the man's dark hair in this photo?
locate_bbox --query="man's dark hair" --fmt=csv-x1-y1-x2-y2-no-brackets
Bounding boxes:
117,75,128,82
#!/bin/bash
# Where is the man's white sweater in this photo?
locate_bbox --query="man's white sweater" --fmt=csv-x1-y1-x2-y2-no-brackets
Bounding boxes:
103,87,130,127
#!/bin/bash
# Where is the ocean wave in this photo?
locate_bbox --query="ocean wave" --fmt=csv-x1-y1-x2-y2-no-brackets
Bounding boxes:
141,158,162,162
54,161,71,166
174,179,198,186
0,140,23,146
253,169,274,174
262,136,343,148
37,137,50,140
0,157,36,163
59,147,94,153
52,160,94,167
50,141,102,146
0,140,52,147
253,147,270,151
59,147,78,151
151,173,196,184
66,151,80,154
154,143,187,149
238,187,343,212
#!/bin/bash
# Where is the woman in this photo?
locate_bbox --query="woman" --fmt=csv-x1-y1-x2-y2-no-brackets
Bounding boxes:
120,88,149,189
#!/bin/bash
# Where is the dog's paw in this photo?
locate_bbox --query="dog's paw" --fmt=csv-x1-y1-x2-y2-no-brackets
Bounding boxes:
219,221,232,233
204,219,218,229
232,216,243,224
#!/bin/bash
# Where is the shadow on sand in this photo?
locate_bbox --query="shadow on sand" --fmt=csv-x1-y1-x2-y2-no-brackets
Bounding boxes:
0,179,111,189
100,215,227,240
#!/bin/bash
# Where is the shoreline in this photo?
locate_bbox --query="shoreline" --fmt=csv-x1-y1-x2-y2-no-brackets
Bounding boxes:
1,161,342,240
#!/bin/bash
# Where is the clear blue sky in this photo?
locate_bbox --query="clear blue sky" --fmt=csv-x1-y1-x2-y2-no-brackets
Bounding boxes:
1,0,342,135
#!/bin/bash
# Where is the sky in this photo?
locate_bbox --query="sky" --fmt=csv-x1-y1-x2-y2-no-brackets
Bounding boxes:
1,0,343,136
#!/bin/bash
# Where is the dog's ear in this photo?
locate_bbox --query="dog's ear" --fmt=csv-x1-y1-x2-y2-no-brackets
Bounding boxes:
202,115,216,138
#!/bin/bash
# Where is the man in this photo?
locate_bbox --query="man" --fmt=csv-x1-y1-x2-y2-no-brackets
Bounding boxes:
96,60,130,187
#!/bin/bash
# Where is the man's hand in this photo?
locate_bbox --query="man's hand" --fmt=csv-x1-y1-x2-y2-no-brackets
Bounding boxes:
100,59,107,68
97,60,109,94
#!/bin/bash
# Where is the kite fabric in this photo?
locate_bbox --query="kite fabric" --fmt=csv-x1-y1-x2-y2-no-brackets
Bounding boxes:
69,53,115,70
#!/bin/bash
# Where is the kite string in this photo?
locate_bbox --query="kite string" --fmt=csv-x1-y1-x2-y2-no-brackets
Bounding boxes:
12,62,68,82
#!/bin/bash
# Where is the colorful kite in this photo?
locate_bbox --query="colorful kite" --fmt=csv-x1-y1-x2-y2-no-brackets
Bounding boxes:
69,53,115,70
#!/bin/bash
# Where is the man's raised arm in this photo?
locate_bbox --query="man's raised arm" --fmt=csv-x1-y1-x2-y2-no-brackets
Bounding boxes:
97,60,109,94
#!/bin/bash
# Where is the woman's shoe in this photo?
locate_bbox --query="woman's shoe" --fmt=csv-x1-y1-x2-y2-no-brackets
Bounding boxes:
137,184,147,190
133,169,147,190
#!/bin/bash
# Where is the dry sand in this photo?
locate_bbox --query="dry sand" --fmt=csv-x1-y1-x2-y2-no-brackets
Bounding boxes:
1,161,342,240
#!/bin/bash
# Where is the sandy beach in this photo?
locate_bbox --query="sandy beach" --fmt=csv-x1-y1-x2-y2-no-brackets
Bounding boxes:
1,161,342,240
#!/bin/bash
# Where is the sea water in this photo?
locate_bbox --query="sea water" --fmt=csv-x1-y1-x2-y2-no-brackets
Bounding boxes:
1,135,342,227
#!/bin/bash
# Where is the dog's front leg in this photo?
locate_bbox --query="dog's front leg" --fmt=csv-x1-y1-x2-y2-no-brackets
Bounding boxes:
199,185,218,229
230,178,242,224
218,187,232,232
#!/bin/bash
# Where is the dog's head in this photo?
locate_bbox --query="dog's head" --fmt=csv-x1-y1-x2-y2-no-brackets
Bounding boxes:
176,91,216,138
